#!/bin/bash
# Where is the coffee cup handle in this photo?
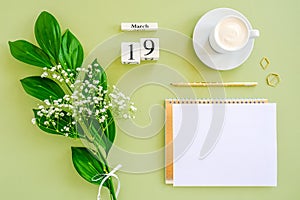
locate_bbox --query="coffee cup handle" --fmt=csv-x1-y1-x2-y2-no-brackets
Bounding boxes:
250,29,260,38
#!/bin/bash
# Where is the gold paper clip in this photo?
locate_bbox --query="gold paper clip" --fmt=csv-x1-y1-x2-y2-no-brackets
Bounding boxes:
266,73,280,87
260,57,270,70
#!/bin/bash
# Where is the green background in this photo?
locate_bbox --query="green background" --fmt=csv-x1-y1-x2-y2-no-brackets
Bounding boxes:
1,0,299,199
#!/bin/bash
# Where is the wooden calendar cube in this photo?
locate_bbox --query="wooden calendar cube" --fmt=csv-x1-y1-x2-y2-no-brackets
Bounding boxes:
121,42,141,64
140,38,159,60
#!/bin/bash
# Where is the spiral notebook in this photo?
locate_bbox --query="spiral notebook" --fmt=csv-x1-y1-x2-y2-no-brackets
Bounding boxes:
165,99,277,186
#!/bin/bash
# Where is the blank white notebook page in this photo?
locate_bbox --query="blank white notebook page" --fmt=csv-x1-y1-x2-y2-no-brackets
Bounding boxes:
172,103,277,186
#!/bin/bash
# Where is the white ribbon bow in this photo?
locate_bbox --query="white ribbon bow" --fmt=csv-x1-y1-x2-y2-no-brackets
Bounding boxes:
92,164,122,200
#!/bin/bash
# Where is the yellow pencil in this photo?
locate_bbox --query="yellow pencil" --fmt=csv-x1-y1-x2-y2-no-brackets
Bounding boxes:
170,82,258,87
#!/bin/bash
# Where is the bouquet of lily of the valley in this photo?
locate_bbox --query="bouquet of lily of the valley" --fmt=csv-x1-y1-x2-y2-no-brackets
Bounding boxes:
9,11,136,200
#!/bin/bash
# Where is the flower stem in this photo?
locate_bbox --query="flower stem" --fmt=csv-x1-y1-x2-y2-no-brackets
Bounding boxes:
108,177,117,200
94,146,117,200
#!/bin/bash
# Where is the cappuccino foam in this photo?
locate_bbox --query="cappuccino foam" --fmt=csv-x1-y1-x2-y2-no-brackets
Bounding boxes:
216,17,248,50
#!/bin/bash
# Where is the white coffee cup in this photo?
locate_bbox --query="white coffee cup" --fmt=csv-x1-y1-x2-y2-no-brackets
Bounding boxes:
209,15,259,54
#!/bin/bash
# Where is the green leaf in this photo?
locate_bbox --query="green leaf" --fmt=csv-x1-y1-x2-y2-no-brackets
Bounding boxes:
71,147,108,185
33,109,79,138
103,109,116,154
34,11,61,65
21,76,65,101
8,40,52,67
79,111,115,155
92,59,107,91
79,115,110,156
59,29,84,73
88,119,107,151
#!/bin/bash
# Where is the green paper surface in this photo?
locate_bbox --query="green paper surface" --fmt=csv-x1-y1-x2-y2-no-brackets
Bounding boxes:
1,0,300,199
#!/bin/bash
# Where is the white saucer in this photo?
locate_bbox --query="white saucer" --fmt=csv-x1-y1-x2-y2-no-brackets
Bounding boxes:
193,8,256,70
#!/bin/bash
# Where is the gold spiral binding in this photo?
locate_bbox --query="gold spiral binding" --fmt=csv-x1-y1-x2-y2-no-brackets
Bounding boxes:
166,98,268,104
